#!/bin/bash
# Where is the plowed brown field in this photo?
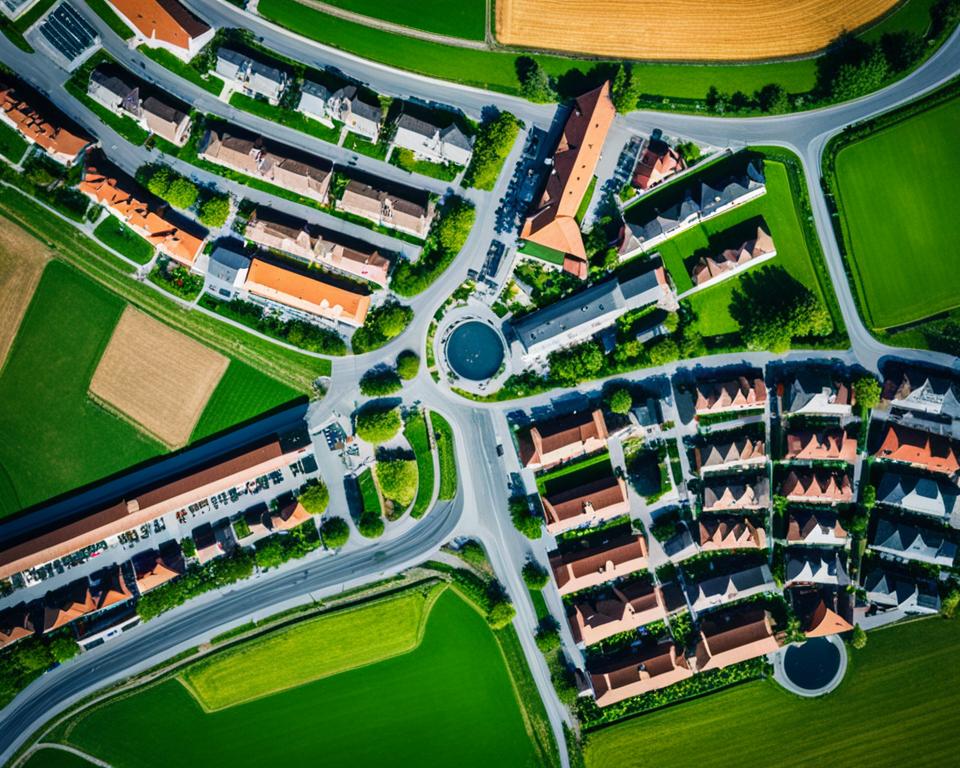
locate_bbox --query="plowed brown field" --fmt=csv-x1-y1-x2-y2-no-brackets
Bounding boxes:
89,307,229,447
0,225,52,370
496,0,900,60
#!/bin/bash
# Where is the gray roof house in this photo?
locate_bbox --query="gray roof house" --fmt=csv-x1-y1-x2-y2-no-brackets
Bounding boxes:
782,372,854,417
329,86,381,141
214,48,247,83
883,369,960,420
685,564,776,614
877,471,960,528
699,161,765,218
216,48,289,105
87,67,140,117
702,477,771,512
297,80,332,126
785,549,849,586
863,568,941,614
205,245,250,300
142,97,190,146
870,517,957,567
393,114,474,166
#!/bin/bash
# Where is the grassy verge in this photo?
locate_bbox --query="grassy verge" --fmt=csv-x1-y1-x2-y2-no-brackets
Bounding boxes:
430,411,458,500
343,130,389,159
321,0,487,40
404,411,436,518
389,147,462,181
86,0,134,40
138,46,224,96
228,92,343,144
357,466,382,515
0,120,28,162
0,0,57,52
93,215,154,264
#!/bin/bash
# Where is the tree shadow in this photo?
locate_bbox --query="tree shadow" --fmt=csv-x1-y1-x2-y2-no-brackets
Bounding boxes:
729,265,811,327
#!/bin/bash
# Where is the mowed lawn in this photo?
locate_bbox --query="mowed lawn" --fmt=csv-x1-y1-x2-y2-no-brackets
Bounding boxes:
21,748,99,768
59,590,542,767
834,96,960,329
181,587,440,710
324,0,487,40
584,617,960,768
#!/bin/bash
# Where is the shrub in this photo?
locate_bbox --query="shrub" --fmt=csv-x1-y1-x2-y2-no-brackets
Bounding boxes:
357,510,385,538
355,406,402,444
198,194,230,227
375,459,417,507
850,624,868,649
149,258,204,301
487,600,516,629
320,516,350,549
522,560,549,590
535,625,561,653
454,539,488,569
648,337,680,365
607,387,633,414
396,350,420,380
510,497,542,539
461,111,521,190
47,635,80,664
942,588,960,619
861,483,876,510
181,537,197,558
853,376,881,410
352,302,413,353
299,481,329,515
360,368,402,396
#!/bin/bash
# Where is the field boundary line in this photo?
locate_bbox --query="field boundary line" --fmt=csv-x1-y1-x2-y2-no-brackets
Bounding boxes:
86,390,173,450
13,743,111,768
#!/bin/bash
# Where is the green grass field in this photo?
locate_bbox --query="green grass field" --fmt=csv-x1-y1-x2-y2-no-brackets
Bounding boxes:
357,466,382,515
181,587,440,710
0,120,28,162
92,215,154,264
57,589,543,767
537,452,613,496
21,748,99,768
429,411,458,500
833,95,960,329
138,46,223,96
584,617,960,768
404,411,436,518
324,0,487,40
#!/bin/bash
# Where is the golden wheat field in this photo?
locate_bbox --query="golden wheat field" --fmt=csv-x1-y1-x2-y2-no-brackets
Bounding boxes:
89,307,229,447
0,225,52,370
496,0,900,60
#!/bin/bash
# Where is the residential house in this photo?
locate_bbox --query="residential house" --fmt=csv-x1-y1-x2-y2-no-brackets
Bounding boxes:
520,82,616,279
132,547,185,594
0,604,33,650
691,225,775,288
269,500,312,531
297,80,332,126
393,113,473,166
863,567,941,614
876,471,960,527
541,475,630,536
702,477,770,512
869,517,957,567
90,565,133,611
199,129,262,175
106,0,214,61
193,524,223,565
336,178,435,238
882,368,960,420
784,428,858,463
0,81,91,165
590,643,693,707
205,245,251,299
242,257,371,327
781,372,855,417
691,608,779,671
42,579,97,633
694,375,767,415
628,398,663,439
694,435,766,474
788,585,853,637
549,534,648,596
329,85,382,141
781,470,853,504
260,152,331,204
569,579,667,646
517,409,608,470
87,67,140,116
873,424,960,475
78,164,205,267
142,97,191,145
632,136,685,191
685,565,776,614
664,515,766,561
216,48,289,105
786,509,848,546
619,160,766,259
784,549,849,586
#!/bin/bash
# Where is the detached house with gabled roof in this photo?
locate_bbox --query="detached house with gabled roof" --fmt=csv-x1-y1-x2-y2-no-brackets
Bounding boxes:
393,113,474,167
784,427,858,463
632,135,685,192
786,509,848,546
869,517,957,567
133,546,185,594
520,82,616,280
702,476,770,512
694,435,766,474
42,578,97,633
107,0,214,61
664,515,767,561
337,178,435,238
590,642,693,707
549,534,648,596
876,471,960,528
0,80,91,165
694,375,767,415
87,66,192,146
517,409,608,470
216,48,289,105
863,567,940,614
685,564,776,614
874,424,960,476
882,368,960,420
691,607,779,672
0,604,34,650
691,225,776,288
781,371,855,417
541,474,630,536
569,579,667,646
329,85,382,141
781,469,853,504
788,585,853,638
785,548,849,586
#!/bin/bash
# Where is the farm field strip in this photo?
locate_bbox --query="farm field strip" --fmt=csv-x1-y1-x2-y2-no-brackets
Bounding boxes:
322,0,487,40
0,223,52,369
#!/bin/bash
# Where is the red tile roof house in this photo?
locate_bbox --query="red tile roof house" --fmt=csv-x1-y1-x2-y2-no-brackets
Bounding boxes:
0,604,34,650
691,607,780,672
549,534,648,596
696,515,767,552
694,435,766,474
786,509,848,546
106,0,215,62
873,424,960,475
690,226,776,289
590,642,693,707
781,470,854,504
520,82,616,280
694,376,767,415
632,136,685,192
41,578,98,633
569,580,667,647
784,428,858,463
0,81,92,166
541,475,630,536
517,409,609,470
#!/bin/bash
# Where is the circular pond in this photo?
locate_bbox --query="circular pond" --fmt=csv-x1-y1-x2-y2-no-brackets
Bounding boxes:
445,321,504,381
782,637,842,692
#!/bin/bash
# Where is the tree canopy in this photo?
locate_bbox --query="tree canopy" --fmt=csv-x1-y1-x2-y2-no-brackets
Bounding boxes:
299,481,329,515
516,57,556,103
351,302,414,353
360,368,403,396
375,459,418,508
462,111,522,190
355,406,402,444
549,341,604,386
853,376,881,410
320,516,350,549
396,350,420,380
510,497,542,539
606,387,633,414
522,560,549,589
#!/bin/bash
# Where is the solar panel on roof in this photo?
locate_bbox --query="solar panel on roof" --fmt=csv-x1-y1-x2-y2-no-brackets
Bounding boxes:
37,2,97,63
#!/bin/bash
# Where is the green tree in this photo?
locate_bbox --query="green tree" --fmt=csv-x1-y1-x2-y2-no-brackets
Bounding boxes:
522,560,549,589
487,600,516,629
255,536,286,570
181,536,196,558
648,337,680,365
396,350,420,380
198,194,230,227
549,341,604,386
610,64,643,113
355,406,402,444
146,165,172,198
535,625,561,652
375,459,418,507
516,57,556,103
675,141,701,164
942,588,960,619
850,624,868,649
861,483,877,510
352,303,414,353
461,111,521,190
607,387,633,414
510,497,542,539
359,368,403,396
299,481,329,515
662,312,680,333
853,376,881,410
831,47,890,101
165,176,199,209
47,636,79,664
13,638,53,673
358,511,385,538
756,83,789,114
433,197,475,253
320,516,350,549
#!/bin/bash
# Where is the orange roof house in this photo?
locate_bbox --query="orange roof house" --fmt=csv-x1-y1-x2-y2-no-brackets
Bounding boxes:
269,500,312,531
0,82,90,165
517,409,608,469
784,428,858,462
133,548,185,593
590,643,693,707
549,535,648,596
107,0,214,60
243,258,370,327
874,424,960,475
696,515,767,551
91,565,133,611
633,137,685,191
520,82,616,279
0,604,34,650
569,580,667,646
78,166,205,266
694,376,767,415
789,585,853,638
692,608,779,672
42,579,98,633
781,470,853,504
691,226,775,287
541,475,630,535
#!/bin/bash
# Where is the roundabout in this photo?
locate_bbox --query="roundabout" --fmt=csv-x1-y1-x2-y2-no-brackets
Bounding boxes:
773,634,847,697
434,305,511,396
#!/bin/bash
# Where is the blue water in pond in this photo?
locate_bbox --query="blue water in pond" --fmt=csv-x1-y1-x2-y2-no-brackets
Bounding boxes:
446,322,504,381
783,637,841,690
